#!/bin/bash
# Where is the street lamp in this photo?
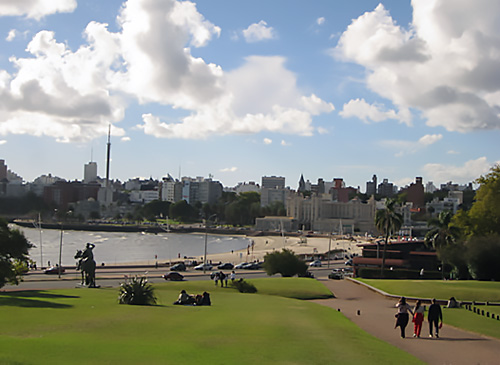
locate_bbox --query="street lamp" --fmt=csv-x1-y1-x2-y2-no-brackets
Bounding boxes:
203,214,217,273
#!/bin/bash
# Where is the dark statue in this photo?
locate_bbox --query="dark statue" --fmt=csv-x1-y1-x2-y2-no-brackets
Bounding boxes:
75,242,97,287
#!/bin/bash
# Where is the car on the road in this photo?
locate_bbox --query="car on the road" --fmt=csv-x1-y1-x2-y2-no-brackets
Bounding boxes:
217,262,234,270
170,263,186,271
241,262,261,270
163,272,184,281
309,260,322,267
328,268,343,280
44,266,65,275
194,263,213,271
234,262,249,269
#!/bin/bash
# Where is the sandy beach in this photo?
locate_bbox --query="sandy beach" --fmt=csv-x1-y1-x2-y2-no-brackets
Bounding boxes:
204,235,366,265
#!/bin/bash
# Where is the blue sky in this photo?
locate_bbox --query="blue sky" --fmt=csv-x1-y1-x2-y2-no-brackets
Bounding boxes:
0,0,498,191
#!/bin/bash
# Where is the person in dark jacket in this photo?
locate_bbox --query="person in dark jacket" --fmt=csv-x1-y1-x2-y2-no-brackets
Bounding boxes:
428,298,443,338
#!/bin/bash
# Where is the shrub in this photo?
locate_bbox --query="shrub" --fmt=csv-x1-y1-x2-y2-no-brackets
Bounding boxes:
263,248,307,277
230,278,257,293
118,276,157,305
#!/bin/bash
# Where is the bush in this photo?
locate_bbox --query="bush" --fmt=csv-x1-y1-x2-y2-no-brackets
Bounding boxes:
263,248,307,277
230,278,257,293
118,276,157,305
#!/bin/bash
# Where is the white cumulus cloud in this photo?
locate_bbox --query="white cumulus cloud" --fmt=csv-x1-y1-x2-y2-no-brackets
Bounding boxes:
335,1,500,132
422,157,492,184
0,0,334,143
6,29,16,41
263,138,272,145
380,134,442,156
0,0,77,20
340,98,409,125
242,20,276,43
220,167,238,172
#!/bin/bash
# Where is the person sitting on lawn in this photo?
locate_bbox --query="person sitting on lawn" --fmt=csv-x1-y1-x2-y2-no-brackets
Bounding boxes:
174,289,195,305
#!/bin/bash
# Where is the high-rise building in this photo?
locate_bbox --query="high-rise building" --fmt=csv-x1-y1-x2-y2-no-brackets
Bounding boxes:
366,174,377,196
84,162,98,183
378,178,395,198
0,160,7,180
262,176,285,189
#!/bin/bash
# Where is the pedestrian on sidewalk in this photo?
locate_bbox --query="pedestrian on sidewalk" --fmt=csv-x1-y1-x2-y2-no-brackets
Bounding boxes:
395,297,413,338
412,300,425,337
428,298,443,338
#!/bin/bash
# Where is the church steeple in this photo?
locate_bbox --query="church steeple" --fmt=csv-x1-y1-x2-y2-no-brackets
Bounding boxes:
298,174,306,193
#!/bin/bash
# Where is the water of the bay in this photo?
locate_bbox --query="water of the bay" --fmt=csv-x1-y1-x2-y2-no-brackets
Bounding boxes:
15,225,251,267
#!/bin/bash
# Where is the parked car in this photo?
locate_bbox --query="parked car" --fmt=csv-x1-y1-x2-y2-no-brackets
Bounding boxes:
163,272,184,281
234,262,249,269
217,262,234,270
170,263,186,271
309,260,322,267
242,262,261,270
44,266,65,275
194,263,213,271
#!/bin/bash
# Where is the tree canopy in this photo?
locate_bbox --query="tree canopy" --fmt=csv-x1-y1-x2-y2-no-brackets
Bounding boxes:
375,199,403,275
465,164,500,236
0,219,32,288
263,248,307,277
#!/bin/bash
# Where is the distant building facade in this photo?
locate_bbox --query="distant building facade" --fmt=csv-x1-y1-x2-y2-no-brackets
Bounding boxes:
84,162,98,183
287,194,376,233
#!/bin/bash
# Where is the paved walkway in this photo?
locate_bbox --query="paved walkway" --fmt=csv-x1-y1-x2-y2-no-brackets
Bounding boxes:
311,278,500,364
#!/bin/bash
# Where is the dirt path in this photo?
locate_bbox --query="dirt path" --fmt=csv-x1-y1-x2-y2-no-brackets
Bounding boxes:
311,278,500,365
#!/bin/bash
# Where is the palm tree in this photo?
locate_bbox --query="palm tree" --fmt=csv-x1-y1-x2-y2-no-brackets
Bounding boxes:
375,199,403,276
425,210,461,278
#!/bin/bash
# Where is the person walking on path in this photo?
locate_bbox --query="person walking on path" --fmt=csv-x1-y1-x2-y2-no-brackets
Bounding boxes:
428,298,443,338
395,296,413,338
412,300,425,338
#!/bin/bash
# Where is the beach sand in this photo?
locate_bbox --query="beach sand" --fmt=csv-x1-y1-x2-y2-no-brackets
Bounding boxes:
204,235,366,265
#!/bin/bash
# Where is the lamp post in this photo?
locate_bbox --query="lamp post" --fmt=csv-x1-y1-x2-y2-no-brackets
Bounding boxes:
328,230,332,268
58,223,63,279
204,214,217,273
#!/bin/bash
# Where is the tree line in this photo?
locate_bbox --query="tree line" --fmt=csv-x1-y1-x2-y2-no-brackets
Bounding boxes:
375,164,500,281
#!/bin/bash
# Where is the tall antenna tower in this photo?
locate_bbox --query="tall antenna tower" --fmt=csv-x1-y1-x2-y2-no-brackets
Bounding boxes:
105,124,111,188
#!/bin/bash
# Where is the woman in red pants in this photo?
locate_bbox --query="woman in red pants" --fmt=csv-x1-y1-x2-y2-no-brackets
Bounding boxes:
412,300,425,337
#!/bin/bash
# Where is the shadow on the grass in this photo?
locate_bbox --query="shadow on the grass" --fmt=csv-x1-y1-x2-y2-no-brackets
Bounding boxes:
0,290,77,308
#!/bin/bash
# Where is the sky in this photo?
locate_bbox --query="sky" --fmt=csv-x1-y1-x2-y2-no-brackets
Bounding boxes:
0,0,499,192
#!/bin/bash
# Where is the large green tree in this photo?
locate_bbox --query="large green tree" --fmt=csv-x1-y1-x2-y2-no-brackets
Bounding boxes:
425,210,462,278
425,211,461,251
0,219,32,288
225,192,261,226
465,164,500,236
375,199,403,276
263,248,307,277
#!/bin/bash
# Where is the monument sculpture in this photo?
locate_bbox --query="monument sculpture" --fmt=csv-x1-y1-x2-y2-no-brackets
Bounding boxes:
75,242,97,287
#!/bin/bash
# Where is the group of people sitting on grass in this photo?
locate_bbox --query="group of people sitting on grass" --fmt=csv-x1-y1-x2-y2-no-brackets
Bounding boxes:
395,297,443,339
173,290,211,306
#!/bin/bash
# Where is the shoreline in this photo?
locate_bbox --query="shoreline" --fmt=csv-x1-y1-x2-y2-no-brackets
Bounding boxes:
112,235,366,267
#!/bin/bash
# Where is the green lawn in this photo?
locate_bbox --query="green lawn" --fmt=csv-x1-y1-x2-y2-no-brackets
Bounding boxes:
357,279,500,339
0,278,422,365
358,279,500,302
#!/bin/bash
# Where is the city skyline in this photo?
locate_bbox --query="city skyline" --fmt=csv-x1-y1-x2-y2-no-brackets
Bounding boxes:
0,1,499,189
